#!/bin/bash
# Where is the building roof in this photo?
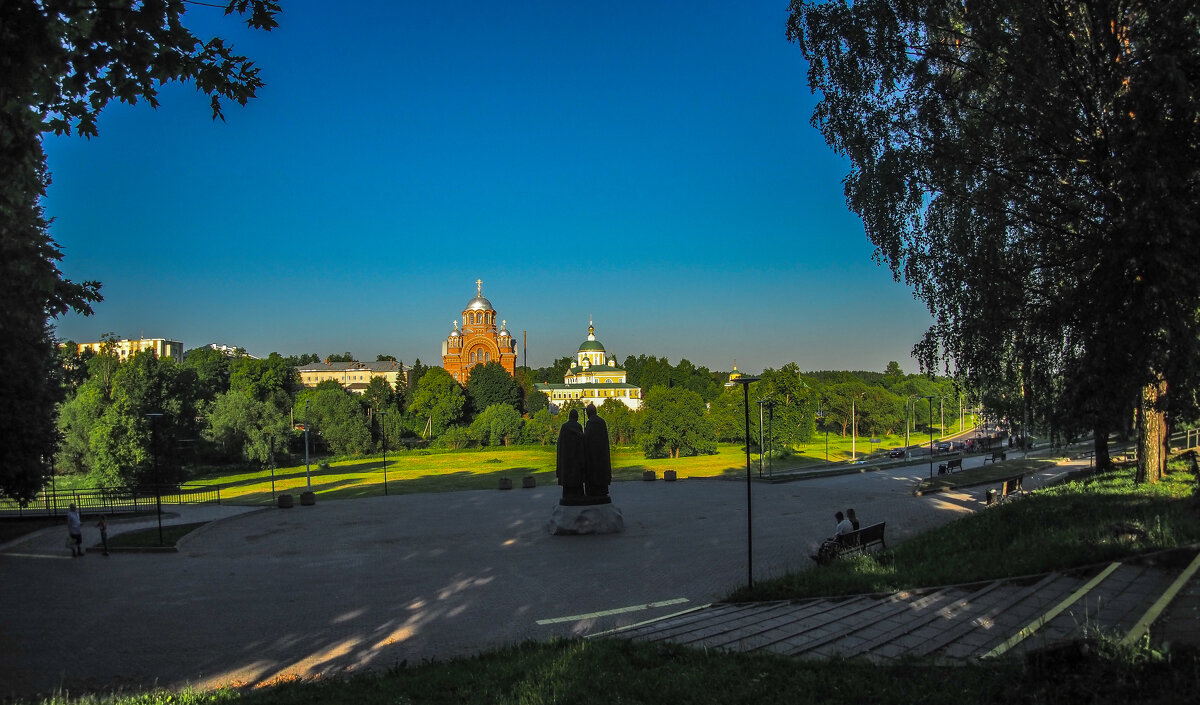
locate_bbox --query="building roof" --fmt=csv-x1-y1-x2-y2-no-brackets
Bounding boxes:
297,361,409,373
568,363,624,374
536,382,641,391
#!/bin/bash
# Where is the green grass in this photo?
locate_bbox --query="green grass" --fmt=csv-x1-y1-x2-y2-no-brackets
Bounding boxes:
102,522,208,549
186,421,984,505
187,444,835,504
731,459,1200,602
22,638,1200,705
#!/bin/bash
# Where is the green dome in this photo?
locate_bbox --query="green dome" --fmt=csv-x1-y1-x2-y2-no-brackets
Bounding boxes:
579,340,605,352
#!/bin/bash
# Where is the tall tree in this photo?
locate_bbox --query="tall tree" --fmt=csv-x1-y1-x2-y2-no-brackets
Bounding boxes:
637,387,716,459
407,367,466,438
89,351,199,487
0,0,278,501
182,346,234,405
792,0,1200,481
465,361,523,414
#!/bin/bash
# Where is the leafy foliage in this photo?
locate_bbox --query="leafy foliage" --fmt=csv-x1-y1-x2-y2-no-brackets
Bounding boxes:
408,367,466,438
0,0,277,501
466,361,523,414
791,0,1200,475
638,387,716,458
295,387,371,455
470,404,524,447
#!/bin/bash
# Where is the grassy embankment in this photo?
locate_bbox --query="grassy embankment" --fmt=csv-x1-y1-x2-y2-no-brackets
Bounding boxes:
25,458,1200,704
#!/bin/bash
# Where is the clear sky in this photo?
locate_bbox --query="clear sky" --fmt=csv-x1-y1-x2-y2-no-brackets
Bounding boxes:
44,0,933,374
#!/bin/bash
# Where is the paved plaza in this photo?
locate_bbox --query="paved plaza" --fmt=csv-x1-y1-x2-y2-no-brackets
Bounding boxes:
1,457,1069,698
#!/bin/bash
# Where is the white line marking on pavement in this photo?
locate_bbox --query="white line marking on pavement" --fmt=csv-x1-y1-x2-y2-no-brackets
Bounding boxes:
0,552,73,560
536,598,690,625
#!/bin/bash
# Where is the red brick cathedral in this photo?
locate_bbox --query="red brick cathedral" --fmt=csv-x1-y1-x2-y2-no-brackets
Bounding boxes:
442,279,518,384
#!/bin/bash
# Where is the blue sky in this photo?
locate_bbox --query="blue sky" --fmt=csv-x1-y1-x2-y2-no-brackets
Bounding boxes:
44,0,932,374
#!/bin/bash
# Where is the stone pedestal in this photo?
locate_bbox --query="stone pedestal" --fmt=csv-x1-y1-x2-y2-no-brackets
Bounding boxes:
546,503,624,535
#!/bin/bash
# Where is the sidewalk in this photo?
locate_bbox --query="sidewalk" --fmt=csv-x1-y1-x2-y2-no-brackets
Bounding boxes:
0,503,264,556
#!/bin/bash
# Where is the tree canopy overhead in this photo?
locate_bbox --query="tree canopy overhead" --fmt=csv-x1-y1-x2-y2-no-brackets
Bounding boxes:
791,0,1200,479
0,0,279,502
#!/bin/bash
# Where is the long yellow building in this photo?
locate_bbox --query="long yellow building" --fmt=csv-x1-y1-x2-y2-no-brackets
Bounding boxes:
297,360,408,394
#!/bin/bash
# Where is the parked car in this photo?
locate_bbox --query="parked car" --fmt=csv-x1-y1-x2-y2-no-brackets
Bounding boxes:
887,448,906,458
937,441,953,453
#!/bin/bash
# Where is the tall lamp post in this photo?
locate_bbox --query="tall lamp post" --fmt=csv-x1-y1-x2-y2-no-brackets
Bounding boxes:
904,395,916,459
145,412,164,546
816,399,829,462
303,400,312,490
923,395,936,479
727,374,761,589
381,411,390,496
765,400,775,478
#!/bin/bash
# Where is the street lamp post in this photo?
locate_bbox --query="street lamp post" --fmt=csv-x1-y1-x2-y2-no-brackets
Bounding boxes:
303,400,312,489
757,400,766,477
766,401,775,478
925,395,936,479
851,397,857,461
727,374,761,589
905,394,920,459
145,412,164,546
381,412,390,496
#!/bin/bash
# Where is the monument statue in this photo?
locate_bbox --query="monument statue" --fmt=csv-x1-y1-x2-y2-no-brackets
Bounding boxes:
556,408,585,500
583,403,611,498
546,402,623,534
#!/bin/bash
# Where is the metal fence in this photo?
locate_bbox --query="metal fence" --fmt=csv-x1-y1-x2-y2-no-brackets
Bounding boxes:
0,484,221,517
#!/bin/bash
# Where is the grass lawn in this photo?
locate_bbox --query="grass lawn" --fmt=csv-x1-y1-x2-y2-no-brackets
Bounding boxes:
188,419,983,505
102,522,208,549
188,444,828,504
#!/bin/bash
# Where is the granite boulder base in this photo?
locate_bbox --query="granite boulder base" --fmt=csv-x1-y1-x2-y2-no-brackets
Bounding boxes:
545,502,624,535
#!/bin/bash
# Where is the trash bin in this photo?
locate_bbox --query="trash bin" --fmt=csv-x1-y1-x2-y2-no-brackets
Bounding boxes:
986,488,997,506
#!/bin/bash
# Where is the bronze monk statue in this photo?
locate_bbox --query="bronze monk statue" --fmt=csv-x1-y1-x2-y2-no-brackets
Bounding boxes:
583,403,611,498
556,408,585,500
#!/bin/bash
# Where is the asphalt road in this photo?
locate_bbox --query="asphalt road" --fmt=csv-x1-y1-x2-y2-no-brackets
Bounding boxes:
0,459,1064,698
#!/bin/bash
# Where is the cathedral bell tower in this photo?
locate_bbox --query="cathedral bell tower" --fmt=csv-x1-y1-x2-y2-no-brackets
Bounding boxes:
441,279,518,384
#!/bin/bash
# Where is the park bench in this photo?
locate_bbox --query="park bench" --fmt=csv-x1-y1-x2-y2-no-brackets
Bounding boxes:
938,457,963,475
982,450,1006,464
998,474,1029,503
814,522,887,564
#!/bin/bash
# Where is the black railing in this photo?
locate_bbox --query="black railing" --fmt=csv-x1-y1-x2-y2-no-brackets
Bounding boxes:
0,484,221,517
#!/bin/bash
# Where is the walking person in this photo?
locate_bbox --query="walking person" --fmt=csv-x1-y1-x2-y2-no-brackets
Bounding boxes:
66,503,83,557
96,515,110,556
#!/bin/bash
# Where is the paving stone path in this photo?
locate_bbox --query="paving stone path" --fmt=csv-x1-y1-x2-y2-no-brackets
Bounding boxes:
600,548,1200,661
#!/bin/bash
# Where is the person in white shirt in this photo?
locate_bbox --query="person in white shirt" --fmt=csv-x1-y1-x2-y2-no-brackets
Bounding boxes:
812,511,854,564
66,504,83,557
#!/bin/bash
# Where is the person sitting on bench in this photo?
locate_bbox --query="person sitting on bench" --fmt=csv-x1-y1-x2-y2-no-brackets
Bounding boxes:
811,511,854,563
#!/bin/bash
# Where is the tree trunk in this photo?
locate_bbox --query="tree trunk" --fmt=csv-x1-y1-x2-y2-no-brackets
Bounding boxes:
1136,378,1167,484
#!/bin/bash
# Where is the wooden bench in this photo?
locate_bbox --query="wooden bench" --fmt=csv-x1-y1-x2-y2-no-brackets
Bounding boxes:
938,457,963,475
999,474,1028,502
982,450,1006,464
814,522,887,564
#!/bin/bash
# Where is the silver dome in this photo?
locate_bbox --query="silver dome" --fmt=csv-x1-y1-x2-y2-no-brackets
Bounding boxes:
466,296,493,311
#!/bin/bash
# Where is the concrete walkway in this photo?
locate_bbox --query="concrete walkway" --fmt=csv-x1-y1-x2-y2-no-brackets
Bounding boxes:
0,456,1102,698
